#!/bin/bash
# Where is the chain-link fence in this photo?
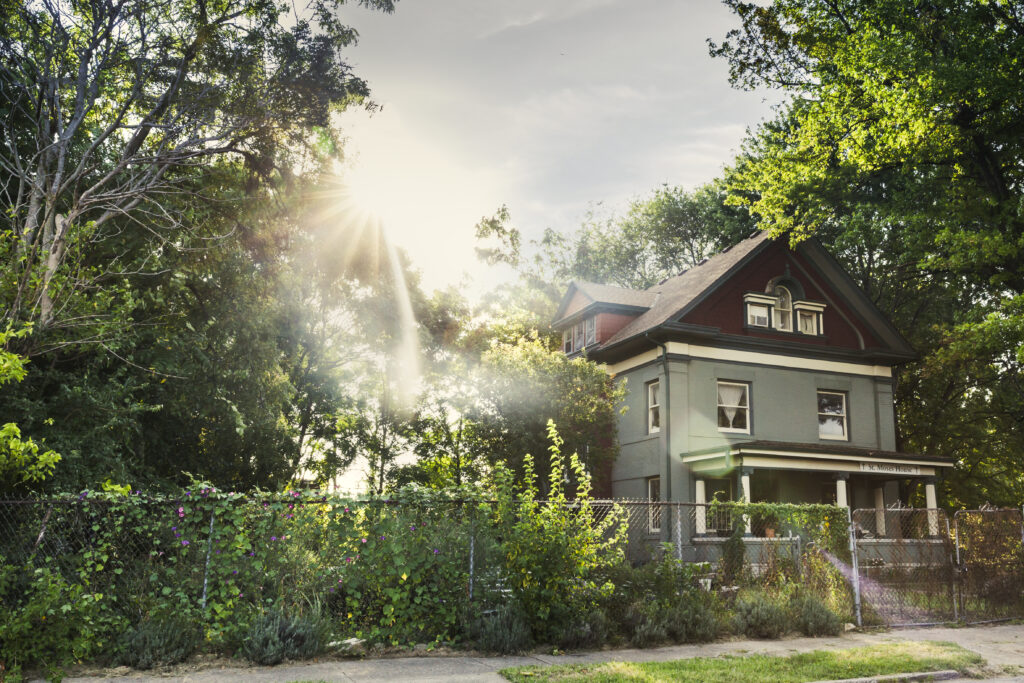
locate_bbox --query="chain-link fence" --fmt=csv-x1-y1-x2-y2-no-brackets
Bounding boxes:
954,507,1024,624
2,497,1022,633
851,508,957,626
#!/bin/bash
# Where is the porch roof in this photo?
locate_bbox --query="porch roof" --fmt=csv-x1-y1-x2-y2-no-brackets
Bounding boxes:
681,440,954,477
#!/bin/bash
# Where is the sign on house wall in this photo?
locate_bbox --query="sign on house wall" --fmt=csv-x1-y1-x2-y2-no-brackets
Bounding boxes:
860,462,920,475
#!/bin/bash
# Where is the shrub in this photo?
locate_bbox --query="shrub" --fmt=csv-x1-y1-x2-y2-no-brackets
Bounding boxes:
554,607,609,650
630,615,668,648
733,591,788,639
664,596,719,644
241,611,327,665
792,593,842,637
0,561,99,680
118,615,201,669
469,602,533,654
490,422,626,644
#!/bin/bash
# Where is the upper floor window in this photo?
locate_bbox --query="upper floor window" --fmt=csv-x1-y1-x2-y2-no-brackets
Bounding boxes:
647,380,661,434
747,303,770,327
717,381,750,433
773,285,792,331
817,390,848,440
563,317,597,353
798,310,818,335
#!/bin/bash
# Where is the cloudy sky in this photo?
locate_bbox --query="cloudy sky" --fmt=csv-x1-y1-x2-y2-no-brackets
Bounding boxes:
335,0,782,294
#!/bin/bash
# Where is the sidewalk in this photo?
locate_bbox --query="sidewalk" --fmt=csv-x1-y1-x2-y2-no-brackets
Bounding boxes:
58,623,1024,683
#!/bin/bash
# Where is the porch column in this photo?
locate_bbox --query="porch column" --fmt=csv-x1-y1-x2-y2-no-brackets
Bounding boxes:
835,473,849,508
740,468,753,535
925,477,939,537
873,486,886,537
695,479,707,535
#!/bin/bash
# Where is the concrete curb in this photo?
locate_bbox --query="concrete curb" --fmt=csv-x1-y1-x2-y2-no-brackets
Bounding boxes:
808,669,961,683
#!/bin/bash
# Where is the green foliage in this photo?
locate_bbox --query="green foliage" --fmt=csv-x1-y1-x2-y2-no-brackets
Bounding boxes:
0,560,100,679
491,421,626,644
118,616,202,670
733,590,789,639
791,593,842,637
553,607,609,651
242,610,328,666
468,602,534,655
663,596,719,644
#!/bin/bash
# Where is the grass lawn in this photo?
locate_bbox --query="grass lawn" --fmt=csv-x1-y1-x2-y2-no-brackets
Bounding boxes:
500,641,983,682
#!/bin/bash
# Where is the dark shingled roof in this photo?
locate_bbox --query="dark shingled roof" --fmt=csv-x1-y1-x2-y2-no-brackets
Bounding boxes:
571,281,658,309
602,232,771,347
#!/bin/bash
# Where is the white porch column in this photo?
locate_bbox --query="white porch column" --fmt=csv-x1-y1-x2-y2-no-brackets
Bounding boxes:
873,486,886,537
835,474,849,508
925,478,939,536
740,468,752,535
695,479,707,535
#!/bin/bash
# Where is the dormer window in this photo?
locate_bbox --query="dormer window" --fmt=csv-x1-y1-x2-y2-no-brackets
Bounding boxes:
773,285,792,331
563,316,598,353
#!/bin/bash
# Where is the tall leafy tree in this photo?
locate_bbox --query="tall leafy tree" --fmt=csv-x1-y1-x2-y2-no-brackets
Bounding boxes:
713,0,1024,506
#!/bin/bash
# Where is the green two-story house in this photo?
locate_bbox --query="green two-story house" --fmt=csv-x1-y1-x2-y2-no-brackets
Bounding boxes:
553,232,953,534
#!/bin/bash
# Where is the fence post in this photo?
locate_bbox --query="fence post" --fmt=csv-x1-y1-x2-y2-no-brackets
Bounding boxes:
468,520,475,601
200,509,215,610
847,506,862,627
946,514,958,623
675,504,682,561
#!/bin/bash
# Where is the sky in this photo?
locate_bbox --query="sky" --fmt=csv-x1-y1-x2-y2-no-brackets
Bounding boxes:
335,0,782,296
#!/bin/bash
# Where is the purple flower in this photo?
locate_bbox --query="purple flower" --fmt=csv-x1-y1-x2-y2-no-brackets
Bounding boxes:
271,536,278,541
233,570,238,575
344,507,350,513
174,533,181,538
215,550,221,554
248,551,255,557
433,549,440,555
380,535,385,540
181,540,190,546
172,526,177,531
329,587,335,592
410,525,416,531
177,507,184,518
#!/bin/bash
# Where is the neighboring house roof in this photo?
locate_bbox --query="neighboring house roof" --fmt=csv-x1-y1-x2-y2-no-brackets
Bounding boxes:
602,232,771,347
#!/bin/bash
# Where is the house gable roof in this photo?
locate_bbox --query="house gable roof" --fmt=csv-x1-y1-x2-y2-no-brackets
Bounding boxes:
552,280,658,325
553,231,916,364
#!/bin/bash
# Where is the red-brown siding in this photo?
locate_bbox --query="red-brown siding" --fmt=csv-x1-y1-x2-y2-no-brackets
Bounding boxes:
596,312,637,344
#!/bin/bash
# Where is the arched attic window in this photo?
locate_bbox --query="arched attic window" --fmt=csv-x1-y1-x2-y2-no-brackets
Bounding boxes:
773,285,792,331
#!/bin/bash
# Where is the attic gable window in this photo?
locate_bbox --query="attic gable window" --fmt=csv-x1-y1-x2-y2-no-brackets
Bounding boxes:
563,316,597,354
773,285,793,331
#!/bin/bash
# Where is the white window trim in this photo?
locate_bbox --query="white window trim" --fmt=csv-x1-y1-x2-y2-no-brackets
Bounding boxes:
798,310,818,335
648,476,661,533
585,317,596,345
717,381,751,434
817,390,848,441
747,302,770,328
647,380,661,434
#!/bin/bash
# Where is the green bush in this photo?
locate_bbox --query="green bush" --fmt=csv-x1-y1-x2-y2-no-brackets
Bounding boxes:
118,615,202,669
664,596,719,644
0,561,100,680
469,602,533,654
241,610,328,665
733,591,788,639
792,593,842,636
554,607,609,650
490,422,626,644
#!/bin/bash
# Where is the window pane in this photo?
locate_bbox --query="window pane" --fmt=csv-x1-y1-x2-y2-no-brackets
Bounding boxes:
818,393,844,414
649,477,660,500
649,407,660,429
819,415,845,436
732,408,748,430
718,383,745,407
717,406,731,428
649,382,659,406
748,304,769,327
799,312,816,334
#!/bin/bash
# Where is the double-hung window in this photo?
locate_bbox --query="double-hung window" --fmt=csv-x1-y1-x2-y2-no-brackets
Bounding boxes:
817,390,848,440
717,381,750,433
647,380,661,434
